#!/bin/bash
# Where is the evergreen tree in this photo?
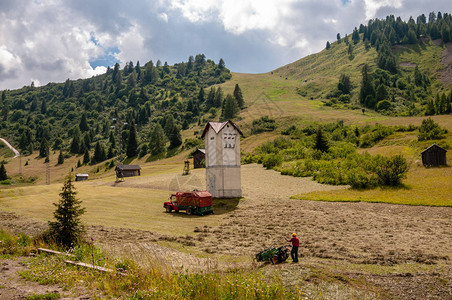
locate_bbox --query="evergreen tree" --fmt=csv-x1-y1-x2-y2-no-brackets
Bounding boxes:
233,84,245,108
2,105,8,121
314,128,329,152
221,94,239,120
0,163,7,181
79,113,89,132
376,84,388,101
58,150,64,165
359,64,376,108
163,115,176,138
48,174,85,248
39,137,49,158
126,120,138,157
337,33,341,43
149,123,166,155
41,98,47,114
326,41,331,50
425,100,436,116
70,129,81,154
30,96,38,111
218,58,225,69
93,141,106,163
83,149,90,164
338,74,352,94
214,86,223,108
206,87,216,108
197,87,205,103
352,27,360,44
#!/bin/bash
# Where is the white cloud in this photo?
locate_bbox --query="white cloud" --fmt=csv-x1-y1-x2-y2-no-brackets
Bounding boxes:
364,0,403,19
0,0,451,89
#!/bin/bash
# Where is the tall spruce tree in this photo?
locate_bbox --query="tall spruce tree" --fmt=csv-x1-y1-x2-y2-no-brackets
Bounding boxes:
39,137,49,158
359,64,376,108
126,120,138,157
0,163,7,181
57,150,64,165
79,113,89,132
48,174,85,248
233,84,245,108
221,94,239,120
314,128,329,152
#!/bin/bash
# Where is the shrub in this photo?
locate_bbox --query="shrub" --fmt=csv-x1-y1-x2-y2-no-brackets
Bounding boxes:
338,94,351,103
376,100,391,111
262,153,282,169
373,154,408,186
418,118,447,141
251,116,277,134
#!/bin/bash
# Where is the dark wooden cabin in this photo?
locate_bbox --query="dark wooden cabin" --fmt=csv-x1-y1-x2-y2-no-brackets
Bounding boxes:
115,164,141,178
421,144,447,166
193,149,205,169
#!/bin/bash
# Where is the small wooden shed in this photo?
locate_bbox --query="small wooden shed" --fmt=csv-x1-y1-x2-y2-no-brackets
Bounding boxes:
421,144,447,166
193,149,205,169
75,173,89,181
115,164,141,178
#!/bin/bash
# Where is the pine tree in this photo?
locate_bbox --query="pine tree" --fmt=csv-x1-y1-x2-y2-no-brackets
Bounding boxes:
126,120,138,157
233,84,245,108
359,64,376,108
41,98,47,114
83,149,90,164
79,113,89,132
39,137,49,158
70,129,81,154
214,87,223,108
168,124,182,149
352,27,360,44
48,174,85,248
149,123,166,155
0,163,7,181
197,87,205,103
93,141,106,163
337,33,341,43
326,41,331,50
57,150,64,165
206,87,216,108
221,94,239,120
314,128,329,152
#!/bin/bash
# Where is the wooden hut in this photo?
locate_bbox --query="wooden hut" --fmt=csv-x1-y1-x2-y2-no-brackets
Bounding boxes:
421,144,447,166
115,165,141,178
75,173,89,181
193,149,205,169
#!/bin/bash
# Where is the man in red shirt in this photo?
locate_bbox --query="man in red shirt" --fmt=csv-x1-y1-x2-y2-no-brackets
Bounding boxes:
287,233,299,262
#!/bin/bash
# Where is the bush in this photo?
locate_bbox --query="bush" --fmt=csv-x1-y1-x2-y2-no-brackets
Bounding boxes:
262,153,282,169
338,94,351,103
251,116,277,134
373,154,408,186
418,118,447,141
376,100,391,111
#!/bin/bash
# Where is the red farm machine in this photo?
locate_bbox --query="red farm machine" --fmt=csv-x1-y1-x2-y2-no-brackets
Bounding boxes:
164,190,214,216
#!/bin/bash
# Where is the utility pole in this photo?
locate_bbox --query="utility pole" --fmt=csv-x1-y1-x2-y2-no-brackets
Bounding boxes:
46,161,50,185
19,153,22,176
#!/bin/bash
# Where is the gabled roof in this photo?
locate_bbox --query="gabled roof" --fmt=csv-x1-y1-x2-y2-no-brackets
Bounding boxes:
201,120,243,138
421,143,447,154
115,164,141,170
194,148,205,154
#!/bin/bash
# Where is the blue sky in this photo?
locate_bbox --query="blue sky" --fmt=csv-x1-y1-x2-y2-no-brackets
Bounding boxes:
0,0,450,90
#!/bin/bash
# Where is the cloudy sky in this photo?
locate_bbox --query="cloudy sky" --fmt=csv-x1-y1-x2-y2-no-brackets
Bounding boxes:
0,0,450,90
